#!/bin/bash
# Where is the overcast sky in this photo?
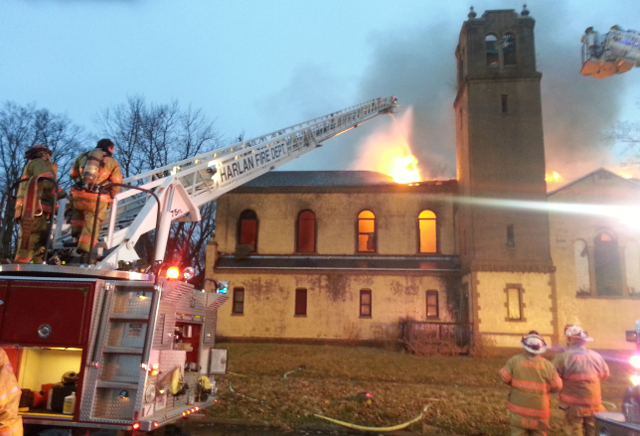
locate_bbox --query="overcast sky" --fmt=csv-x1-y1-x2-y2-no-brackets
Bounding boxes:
2,0,640,186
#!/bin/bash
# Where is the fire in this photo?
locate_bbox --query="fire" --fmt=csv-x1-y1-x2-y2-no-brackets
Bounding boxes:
545,171,563,183
390,155,421,184
352,106,422,184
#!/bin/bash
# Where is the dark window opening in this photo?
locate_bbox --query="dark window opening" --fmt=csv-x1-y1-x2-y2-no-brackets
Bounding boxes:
238,210,258,252
426,290,439,319
295,288,307,316
594,231,623,296
360,289,372,317
357,210,376,252
503,33,517,66
486,34,499,67
297,210,316,253
232,287,245,315
506,224,515,247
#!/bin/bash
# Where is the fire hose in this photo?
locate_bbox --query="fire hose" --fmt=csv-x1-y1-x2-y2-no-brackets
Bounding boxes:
314,405,431,432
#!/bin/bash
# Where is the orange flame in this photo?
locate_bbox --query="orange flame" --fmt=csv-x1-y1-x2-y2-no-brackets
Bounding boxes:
545,171,563,183
352,107,421,184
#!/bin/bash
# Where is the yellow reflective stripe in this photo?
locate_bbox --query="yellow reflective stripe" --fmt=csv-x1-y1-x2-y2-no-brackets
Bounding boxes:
0,420,23,436
0,385,20,405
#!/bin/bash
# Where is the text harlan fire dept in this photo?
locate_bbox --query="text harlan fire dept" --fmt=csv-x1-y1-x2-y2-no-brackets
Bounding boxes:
218,143,287,183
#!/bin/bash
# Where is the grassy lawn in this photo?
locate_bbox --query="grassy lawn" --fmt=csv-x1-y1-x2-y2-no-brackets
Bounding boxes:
209,343,634,435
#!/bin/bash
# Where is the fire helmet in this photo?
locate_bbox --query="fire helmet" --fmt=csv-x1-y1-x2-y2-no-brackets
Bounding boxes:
521,331,547,354
564,325,593,342
24,144,52,160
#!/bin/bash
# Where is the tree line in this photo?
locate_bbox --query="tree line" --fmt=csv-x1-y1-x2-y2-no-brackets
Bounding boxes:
0,96,226,287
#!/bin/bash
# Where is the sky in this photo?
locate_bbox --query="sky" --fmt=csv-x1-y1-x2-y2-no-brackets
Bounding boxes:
2,0,640,188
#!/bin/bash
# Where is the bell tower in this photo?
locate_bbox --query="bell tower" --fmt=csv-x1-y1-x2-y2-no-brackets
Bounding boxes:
454,7,557,347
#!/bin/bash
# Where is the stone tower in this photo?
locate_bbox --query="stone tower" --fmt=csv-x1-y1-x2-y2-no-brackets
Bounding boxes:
454,7,557,346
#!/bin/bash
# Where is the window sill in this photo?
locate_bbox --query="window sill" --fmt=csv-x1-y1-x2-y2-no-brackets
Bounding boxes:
359,316,372,319
294,314,307,317
426,317,440,321
505,318,527,322
231,313,244,316
576,294,640,299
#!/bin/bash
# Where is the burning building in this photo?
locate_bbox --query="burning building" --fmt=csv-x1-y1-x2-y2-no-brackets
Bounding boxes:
208,8,640,350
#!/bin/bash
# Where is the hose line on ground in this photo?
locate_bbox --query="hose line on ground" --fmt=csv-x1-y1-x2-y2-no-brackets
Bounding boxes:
314,404,431,432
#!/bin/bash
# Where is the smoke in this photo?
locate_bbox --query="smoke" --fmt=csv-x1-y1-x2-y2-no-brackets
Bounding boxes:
356,20,458,179
354,1,633,185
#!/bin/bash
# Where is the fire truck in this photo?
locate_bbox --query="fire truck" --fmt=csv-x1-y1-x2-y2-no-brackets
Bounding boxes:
0,97,397,434
580,26,640,78
595,320,640,435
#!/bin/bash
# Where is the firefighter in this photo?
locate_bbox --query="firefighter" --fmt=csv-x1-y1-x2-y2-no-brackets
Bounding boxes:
68,138,123,259
553,325,610,436
500,331,563,436
0,349,22,436
13,144,65,264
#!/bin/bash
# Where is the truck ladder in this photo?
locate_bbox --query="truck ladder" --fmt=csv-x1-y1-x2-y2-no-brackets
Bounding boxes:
54,97,397,269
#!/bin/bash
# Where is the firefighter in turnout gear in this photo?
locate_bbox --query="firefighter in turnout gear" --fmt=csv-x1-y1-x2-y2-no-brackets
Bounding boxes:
500,331,563,436
68,139,123,257
553,326,610,436
14,144,65,264
0,349,22,436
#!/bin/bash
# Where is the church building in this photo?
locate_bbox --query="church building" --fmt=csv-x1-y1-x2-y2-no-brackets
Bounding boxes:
207,8,640,350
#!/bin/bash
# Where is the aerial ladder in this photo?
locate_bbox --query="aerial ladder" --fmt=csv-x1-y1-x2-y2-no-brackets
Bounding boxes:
0,97,397,436
581,25,640,78
51,96,398,270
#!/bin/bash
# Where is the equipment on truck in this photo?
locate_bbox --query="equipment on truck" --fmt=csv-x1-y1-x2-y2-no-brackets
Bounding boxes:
581,26,640,78
0,97,397,435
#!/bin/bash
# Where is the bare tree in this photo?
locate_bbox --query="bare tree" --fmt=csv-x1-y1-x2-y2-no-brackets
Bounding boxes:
0,101,84,257
607,120,640,167
95,96,224,286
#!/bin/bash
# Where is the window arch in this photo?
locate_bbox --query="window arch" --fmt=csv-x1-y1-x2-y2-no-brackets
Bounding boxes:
503,33,517,66
296,210,316,253
418,210,437,253
574,239,590,295
357,210,376,252
238,209,258,252
594,231,622,296
485,34,499,67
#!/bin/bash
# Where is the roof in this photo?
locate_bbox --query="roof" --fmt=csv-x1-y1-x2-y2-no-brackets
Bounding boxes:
232,171,458,194
243,171,394,187
547,167,640,196
215,254,460,274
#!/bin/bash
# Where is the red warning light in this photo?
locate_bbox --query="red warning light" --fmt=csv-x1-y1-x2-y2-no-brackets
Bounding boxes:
132,423,140,430
166,266,180,280
153,422,159,428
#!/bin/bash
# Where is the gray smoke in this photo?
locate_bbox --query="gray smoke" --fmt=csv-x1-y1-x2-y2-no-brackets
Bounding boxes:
356,1,631,183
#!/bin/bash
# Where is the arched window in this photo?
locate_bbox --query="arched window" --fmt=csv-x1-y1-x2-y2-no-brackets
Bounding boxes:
574,239,590,295
594,231,622,296
296,210,316,253
503,33,517,66
357,210,376,252
626,240,640,295
486,34,499,67
418,210,437,253
238,209,258,252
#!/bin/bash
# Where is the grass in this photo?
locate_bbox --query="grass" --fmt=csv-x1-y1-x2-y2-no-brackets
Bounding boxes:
208,343,634,435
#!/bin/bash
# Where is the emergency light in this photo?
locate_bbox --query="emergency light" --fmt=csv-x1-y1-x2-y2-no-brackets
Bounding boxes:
166,266,180,280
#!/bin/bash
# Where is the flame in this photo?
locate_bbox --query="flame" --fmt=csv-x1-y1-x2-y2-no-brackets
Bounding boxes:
352,106,422,184
390,155,421,184
545,171,563,183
